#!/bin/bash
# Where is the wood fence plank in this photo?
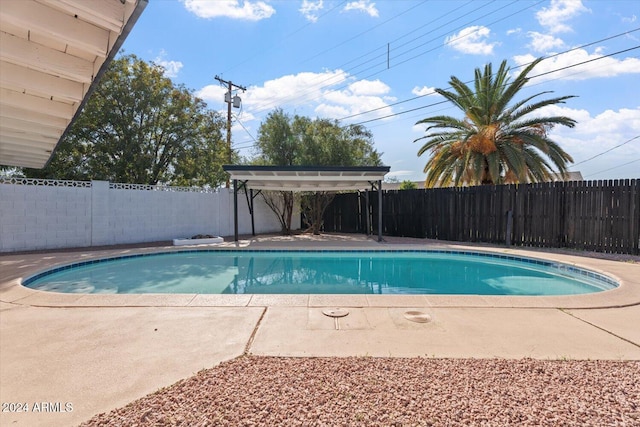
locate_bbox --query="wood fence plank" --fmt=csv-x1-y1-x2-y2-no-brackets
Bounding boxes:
324,179,639,254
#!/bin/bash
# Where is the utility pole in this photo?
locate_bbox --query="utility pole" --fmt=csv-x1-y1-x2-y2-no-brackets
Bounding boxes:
215,75,246,188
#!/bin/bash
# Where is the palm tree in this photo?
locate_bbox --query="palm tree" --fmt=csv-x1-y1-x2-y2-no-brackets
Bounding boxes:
415,58,576,187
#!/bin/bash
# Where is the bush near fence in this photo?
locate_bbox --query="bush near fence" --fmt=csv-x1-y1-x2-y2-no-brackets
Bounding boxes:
323,179,639,255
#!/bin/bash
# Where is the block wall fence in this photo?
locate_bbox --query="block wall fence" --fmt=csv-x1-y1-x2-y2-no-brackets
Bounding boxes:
0,179,291,253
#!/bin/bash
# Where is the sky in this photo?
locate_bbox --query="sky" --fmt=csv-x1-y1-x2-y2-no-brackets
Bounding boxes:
120,0,640,182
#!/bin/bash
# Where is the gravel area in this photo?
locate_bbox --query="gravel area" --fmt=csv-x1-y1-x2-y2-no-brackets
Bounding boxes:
81,356,639,426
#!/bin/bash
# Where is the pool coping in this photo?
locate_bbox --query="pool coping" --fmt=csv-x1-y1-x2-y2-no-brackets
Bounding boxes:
1,235,639,309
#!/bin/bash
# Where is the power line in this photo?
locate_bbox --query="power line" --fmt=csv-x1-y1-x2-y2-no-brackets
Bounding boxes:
226,44,640,152
228,31,640,157
573,135,640,167
585,158,640,178
350,43,640,126
242,0,525,118
221,1,348,75
242,23,640,127
337,27,640,122
252,0,635,124
299,0,429,66
234,116,258,145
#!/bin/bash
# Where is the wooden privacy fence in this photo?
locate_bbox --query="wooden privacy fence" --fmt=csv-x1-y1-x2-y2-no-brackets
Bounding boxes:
323,179,639,255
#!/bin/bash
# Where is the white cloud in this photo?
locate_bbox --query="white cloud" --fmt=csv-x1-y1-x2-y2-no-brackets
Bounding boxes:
299,0,323,23
507,28,521,36
527,32,565,53
541,106,640,138
621,14,637,24
181,0,275,21
314,104,350,118
535,0,590,34
195,85,228,109
343,0,379,18
530,105,640,177
318,83,395,120
514,51,640,81
411,86,438,97
412,122,428,134
445,26,498,55
348,79,389,96
245,70,349,111
153,51,183,78
199,70,397,128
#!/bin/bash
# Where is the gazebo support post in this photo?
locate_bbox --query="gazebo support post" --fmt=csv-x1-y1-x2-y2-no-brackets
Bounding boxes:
233,179,238,242
377,179,383,242
243,186,256,236
365,190,370,236
250,189,255,236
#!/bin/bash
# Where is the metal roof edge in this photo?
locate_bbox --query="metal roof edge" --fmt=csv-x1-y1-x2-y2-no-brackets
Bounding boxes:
223,165,390,173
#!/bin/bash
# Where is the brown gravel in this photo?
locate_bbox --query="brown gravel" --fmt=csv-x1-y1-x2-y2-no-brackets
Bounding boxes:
81,356,639,426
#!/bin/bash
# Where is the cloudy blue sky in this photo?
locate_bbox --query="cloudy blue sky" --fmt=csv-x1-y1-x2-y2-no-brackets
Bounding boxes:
121,0,640,182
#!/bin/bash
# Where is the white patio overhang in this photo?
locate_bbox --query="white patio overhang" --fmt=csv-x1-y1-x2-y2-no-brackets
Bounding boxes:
0,0,148,169
223,165,390,242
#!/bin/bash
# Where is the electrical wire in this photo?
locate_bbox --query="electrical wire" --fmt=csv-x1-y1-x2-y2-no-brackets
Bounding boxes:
350,43,640,125
243,23,639,125
234,117,258,145
572,136,640,167
335,27,640,122
242,0,527,118
220,1,349,75
585,158,640,178
299,0,430,66
228,32,640,168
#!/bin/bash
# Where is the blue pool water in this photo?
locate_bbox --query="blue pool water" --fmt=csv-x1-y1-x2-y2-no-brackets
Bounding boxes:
23,250,617,296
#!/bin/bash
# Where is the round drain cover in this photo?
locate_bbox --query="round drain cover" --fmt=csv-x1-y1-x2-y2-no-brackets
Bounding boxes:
322,308,349,318
404,310,432,323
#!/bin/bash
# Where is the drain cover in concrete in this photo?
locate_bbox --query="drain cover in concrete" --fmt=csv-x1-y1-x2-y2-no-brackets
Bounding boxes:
322,308,349,318
403,310,432,323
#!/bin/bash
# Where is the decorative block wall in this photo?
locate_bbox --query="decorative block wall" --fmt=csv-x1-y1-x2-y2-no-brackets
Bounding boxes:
0,179,295,252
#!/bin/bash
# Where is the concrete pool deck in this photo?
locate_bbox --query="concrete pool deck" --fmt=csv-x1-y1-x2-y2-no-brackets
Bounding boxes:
1,234,639,426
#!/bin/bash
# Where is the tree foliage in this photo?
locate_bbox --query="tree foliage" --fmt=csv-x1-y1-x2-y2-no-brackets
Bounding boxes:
22,54,228,187
255,109,381,167
399,180,418,190
255,109,382,234
415,58,576,187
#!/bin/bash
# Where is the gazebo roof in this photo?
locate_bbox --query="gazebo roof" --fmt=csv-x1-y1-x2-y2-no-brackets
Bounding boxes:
223,165,390,192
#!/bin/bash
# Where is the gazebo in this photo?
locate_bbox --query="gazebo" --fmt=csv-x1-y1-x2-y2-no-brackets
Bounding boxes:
223,165,390,242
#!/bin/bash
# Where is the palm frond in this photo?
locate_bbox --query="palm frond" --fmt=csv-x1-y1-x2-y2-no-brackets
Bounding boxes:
415,57,575,185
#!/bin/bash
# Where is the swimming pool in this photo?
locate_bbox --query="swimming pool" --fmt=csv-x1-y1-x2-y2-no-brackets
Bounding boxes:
23,250,618,296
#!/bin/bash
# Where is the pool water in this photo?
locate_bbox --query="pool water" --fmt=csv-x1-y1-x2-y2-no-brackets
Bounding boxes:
23,250,617,296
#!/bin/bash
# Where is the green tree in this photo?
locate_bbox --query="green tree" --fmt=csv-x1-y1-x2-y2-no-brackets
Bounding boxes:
254,109,298,234
255,111,382,234
399,180,418,190
415,58,576,187
23,54,227,187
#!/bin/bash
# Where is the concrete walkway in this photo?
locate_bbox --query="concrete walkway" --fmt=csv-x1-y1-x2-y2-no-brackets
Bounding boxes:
1,234,639,426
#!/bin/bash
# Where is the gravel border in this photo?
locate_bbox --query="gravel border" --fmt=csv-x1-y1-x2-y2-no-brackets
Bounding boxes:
81,356,639,426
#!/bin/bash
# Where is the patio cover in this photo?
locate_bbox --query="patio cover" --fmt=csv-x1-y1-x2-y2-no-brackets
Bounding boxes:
0,0,148,169
223,165,390,242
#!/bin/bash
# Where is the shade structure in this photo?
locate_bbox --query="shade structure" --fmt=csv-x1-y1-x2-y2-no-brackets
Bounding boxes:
223,165,390,242
0,0,148,169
